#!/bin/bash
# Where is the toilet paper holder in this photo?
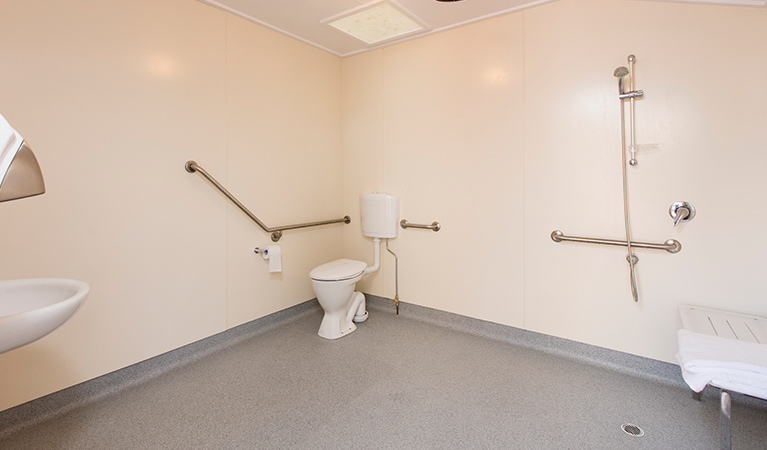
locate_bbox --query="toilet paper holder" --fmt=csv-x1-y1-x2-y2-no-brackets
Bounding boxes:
254,246,282,273
254,247,275,257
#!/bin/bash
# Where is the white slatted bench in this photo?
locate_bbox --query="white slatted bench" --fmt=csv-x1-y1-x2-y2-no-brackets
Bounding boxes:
677,305,767,450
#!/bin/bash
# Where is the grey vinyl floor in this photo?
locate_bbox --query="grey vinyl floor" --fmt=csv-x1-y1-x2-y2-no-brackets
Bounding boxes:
2,300,767,449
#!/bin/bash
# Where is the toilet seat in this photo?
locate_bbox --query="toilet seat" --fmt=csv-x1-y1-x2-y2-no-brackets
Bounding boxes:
310,259,367,282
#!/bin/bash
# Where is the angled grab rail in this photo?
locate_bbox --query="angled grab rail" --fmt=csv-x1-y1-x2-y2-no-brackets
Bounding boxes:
186,160,350,242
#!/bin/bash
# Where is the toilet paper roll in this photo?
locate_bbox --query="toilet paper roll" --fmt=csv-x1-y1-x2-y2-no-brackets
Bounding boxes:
260,245,282,273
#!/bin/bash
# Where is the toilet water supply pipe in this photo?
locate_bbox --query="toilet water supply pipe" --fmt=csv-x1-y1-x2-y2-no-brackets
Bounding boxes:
385,239,399,315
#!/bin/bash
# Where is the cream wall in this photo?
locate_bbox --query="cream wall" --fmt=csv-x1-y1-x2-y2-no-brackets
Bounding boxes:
2,0,766,414
523,0,767,360
343,0,767,363
0,0,342,411
342,15,526,325
225,15,343,327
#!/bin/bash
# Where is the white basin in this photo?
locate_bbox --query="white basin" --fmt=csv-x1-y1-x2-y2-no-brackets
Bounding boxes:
0,278,89,354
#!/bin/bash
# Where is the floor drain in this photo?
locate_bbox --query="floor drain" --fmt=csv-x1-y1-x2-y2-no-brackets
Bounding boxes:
621,423,644,437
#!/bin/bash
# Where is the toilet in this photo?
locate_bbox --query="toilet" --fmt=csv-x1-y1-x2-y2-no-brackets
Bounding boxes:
310,193,400,339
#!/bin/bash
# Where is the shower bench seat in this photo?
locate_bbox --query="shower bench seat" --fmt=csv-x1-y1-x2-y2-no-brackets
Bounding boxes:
677,305,767,450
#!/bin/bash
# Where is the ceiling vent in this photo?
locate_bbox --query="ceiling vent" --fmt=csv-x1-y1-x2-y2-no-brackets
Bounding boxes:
322,1,428,46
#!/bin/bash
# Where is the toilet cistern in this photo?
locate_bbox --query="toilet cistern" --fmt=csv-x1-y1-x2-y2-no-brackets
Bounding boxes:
310,193,400,339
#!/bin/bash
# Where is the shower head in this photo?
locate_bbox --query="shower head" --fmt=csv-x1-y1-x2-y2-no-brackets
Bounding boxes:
614,66,629,78
614,66,629,95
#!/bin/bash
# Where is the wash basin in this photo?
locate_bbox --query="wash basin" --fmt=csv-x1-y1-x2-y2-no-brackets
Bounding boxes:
0,278,89,354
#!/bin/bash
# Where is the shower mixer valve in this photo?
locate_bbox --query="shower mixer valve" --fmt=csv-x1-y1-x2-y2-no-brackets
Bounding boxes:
669,202,695,227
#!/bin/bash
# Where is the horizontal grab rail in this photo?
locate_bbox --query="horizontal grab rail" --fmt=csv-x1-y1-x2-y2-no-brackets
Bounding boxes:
186,160,350,242
550,230,681,253
400,219,441,232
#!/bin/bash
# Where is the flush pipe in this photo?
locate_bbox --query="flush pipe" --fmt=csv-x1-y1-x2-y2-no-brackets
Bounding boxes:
348,237,381,324
363,238,381,275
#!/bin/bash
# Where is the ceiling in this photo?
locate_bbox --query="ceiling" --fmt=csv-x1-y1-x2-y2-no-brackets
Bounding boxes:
198,0,767,57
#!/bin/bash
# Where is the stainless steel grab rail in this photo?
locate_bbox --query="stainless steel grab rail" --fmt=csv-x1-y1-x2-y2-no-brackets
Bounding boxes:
550,230,681,253
400,219,441,232
186,160,350,242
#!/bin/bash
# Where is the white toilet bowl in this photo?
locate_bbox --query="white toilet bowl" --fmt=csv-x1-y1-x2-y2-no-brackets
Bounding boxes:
310,259,368,340
310,192,400,339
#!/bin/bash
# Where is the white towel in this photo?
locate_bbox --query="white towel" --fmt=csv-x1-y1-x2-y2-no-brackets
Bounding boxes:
676,329,767,400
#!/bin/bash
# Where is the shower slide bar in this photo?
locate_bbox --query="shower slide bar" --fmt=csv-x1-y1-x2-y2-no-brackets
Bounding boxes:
550,230,681,254
185,160,350,242
400,219,441,232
